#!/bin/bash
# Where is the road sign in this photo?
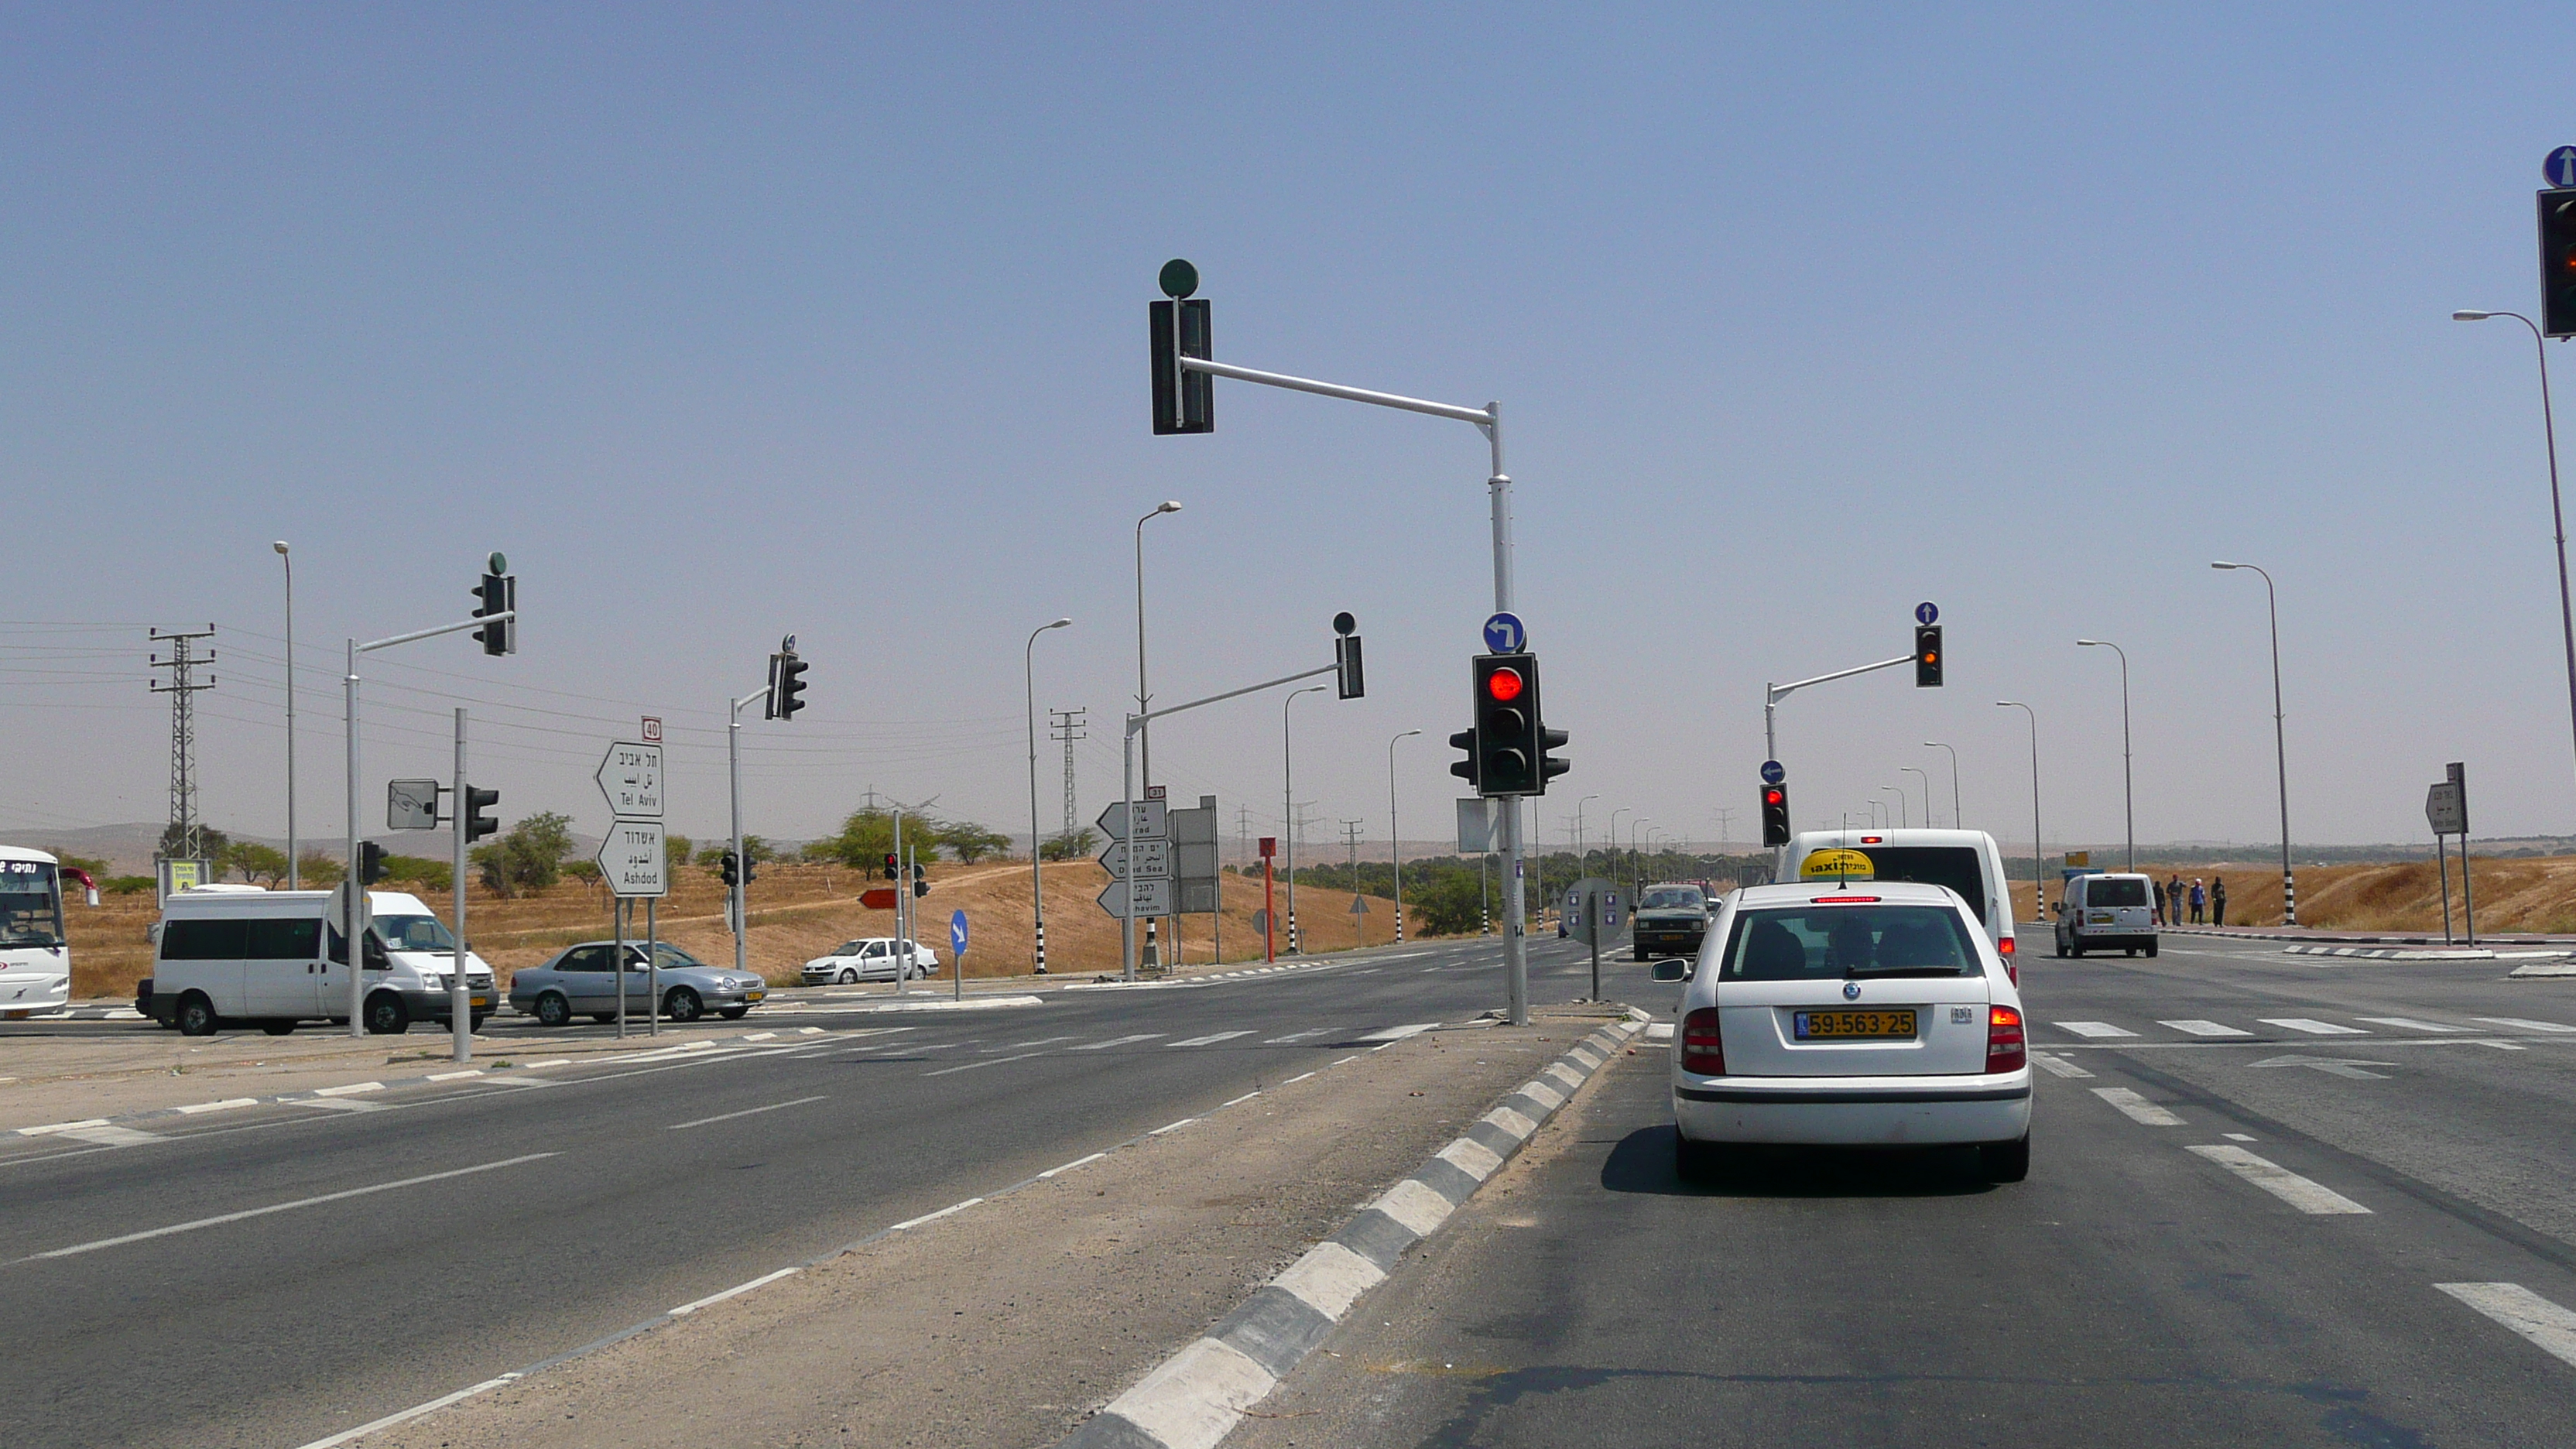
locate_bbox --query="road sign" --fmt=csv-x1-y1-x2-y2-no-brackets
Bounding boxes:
2426,781,2466,834
594,742,664,819
861,887,897,911
1258,836,1276,859
1099,837,1174,880
387,779,440,831
950,909,969,957
1099,877,1174,918
1252,909,1270,936
1759,759,1785,786
330,879,375,937
1482,611,1526,653
1348,894,1368,915
1563,878,1625,945
1457,797,1495,853
640,716,663,744
2551,146,2576,187
1097,799,1168,841
596,820,668,898
1915,601,1939,626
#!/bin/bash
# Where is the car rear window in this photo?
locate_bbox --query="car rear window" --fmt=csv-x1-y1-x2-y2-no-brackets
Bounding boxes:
2088,878,2148,906
1848,847,1990,925
1718,905,1985,980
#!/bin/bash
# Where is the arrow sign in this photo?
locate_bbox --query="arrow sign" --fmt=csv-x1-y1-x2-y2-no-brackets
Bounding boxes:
2250,1055,2396,1080
1098,837,1173,880
860,887,898,911
387,779,440,831
596,820,668,898
950,909,969,957
1096,799,1168,841
1099,878,1174,918
594,742,664,819
1482,611,1526,653
1915,601,1939,626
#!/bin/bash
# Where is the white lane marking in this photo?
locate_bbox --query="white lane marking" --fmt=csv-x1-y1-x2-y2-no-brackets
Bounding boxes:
1358,1022,1441,1043
923,1053,1043,1077
670,1266,800,1317
1149,1117,1197,1136
1038,1152,1107,1179
1264,1029,1332,1043
2473,1016,2576,1033
1003,1036,1080,1050
1068,1033,1165,1051
19,1153,557,1262
887,1197,982,1231
2160,1019,2253,1037
2356,1016,2472,1033
289,1097,385,1112
518,1059,573,1069
1333,1054,1361,1066
45,1124,164,1147
796,1026,825,1034
2053,1021,2139,1039
666,1095,827,1130
1170,1030,1255,1048
2091,1088,2184,1126
2030,1051,2094,1079
15,1118,109,1136
2435,1283,2576,1369
174,1098,259,1115
1281,1070,1317,1084
292,1372,526,1449
2223,1132,2257,1142
313,1081,385,1096
742,1032,777,1041
2262,1018,2368,1036
1222,1091,1261,1107
426,1070,484,1081
2186,1145,2371,1214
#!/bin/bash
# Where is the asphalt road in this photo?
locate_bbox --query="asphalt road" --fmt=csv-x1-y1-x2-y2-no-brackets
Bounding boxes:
0,930,1624,1449
1228,933,2576,1447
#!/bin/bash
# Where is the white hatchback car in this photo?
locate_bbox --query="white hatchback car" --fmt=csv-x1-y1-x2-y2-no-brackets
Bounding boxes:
1656,879,2031,1183
800,937,940,985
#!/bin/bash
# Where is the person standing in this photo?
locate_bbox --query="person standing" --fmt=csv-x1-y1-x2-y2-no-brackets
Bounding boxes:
2169,873,2186,924
2152,877,2167,925
2211,875,2228,927
2189,878,2207,924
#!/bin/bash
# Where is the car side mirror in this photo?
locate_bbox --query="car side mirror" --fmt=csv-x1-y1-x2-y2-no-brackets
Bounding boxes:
1649,959,1689,983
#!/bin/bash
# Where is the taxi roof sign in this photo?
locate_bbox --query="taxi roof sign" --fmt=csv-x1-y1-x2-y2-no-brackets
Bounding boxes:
1798,848,1875,882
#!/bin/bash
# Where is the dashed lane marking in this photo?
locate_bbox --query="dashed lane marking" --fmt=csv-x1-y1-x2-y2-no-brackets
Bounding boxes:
1067,1033,1165,1051
2091,1087,2183,1126
2030,1051,2093,1079
15,1153,557,1263
1170,1030,1254,1048
2473,1016,2576,1033
1358,1022,1441,1043
2356,1016,2472,1033
2436,1283,2576,1370
666,1095,827,1131
2052,1021,2139,1039
2262,1018,2369,1036
923,1053,1044,1077
2160,1019,2254,1037
2186,1145,2371,1214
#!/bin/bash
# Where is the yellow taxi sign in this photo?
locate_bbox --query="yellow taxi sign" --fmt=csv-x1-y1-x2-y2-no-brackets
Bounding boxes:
1798,848,1875,881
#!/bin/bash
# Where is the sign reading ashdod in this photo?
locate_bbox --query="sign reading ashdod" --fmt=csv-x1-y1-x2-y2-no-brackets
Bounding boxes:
1798,848,1875,882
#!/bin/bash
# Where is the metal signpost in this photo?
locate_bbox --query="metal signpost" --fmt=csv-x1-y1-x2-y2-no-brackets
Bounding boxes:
950,909,968,1002
1562,877,1625,1003
1259,835,1277,962
2426,762,2472,945
597,740,668,1038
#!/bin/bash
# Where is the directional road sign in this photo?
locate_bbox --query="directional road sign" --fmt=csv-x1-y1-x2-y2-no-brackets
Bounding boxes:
1099,877,1175,918
1348,894,1368,915
387,779,440,831
1915,601,1939,626
1098,837,1173,881
861,887,898,911
1482,611,1526,653
1096,799,1168,841
2426,781,2466,835
950,909,969,958
2551,146,2576,187
595,742,664,819
596,820,669,898
1760,759,1786,786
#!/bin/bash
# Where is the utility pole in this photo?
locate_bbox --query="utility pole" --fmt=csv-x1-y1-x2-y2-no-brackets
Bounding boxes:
1051,707,1086,839
1341,819,1365,948
149,625,217,865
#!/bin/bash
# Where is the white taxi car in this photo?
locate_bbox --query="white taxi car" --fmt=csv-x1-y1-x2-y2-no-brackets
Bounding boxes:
1655,868,2031,1183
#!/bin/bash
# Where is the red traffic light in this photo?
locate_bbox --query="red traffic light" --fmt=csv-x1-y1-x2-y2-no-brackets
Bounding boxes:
1764,788,1784,806
1486,667,1525,702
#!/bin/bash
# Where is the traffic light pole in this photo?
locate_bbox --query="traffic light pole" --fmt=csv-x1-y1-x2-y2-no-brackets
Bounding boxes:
1761,653,1911,870
727,683,772,981
451,707,471,1063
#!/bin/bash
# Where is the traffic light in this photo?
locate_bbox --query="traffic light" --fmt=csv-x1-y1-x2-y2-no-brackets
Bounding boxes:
1915,625,1943,687
1334,612,1365,700
1761,782,1792,847
1149,260,1212,435
1447,725,1480,790
2543,189,2576,337
882,852,900,880
719,851,740,888
1468,653,1544,796
1538,721,1571,787
766,646,809,721
471,555,516,657
358,841,388,886
912,863,929,898
742,851,759,885
464,786,500,842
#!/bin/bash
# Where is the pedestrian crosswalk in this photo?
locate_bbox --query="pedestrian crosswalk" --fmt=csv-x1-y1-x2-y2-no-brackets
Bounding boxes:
2046,1012,2576,1042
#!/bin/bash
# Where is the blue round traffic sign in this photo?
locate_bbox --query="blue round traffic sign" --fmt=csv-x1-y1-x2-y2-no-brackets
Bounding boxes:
2550,146,2576,188
1482,611,1526,653
1760,759,1786,785
1915,601,1939,626
949,909,969,957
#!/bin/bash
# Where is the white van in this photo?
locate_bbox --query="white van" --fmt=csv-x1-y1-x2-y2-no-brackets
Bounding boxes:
2054,872,2157,957
144,889,494,1037
1780,829,2019,969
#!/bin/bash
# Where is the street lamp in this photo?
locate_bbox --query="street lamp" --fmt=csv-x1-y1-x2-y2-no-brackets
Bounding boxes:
1608,807,1632,876
1923,741,1962,828
1026,617,1073,974
1997,702,2043,923
1283,683,1327,954
274,541,297,889
1880,788,1906,830
2454,310,2576,799
2076,639,2134,871
1135,502,1183,963
1901,766,1930,833
1575,793,1600,872
2211,562,2296,924
1388,728,1422,942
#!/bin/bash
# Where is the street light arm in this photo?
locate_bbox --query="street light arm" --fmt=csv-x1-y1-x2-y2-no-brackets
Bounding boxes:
1177,355,1492,427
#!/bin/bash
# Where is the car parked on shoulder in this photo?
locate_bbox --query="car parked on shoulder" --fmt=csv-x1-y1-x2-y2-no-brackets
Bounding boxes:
800,938,940,985
509,940,768,1026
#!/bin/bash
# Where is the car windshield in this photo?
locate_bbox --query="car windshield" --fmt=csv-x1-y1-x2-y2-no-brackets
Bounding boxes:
1641,889,1703,909
648,944,707,969
0,860,63,947
1719,904,1983,980
373,914,457,954
2089,878,2149,906
831,940,868,956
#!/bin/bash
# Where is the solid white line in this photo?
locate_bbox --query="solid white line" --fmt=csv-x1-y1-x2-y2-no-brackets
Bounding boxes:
1222,1091,1261,1107
888,1197,982,1231
1281,1070,1317,1084
1149,1117,1197,1136
16,1118,108,1136
2186,1145,2371,1214
174,1098,259,1115
2472,1016,2576,1033
291,1372,526,1449
2434,1283,2576,1369
669,1266,800,1317
2029,1051,2094,1079
1038,1152,1108,1179
1333,1054,1360,1066
666,1095,826,1130
21,1153,557,1262
2356,1016,2472,1033
2262,1018,2367,1036
2160,1019,2254,1038
2053,1021,2139,1039
2091,1087,2183,1126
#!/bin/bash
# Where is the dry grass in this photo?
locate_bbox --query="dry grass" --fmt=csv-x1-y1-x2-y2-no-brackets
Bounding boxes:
2005,855,2576,933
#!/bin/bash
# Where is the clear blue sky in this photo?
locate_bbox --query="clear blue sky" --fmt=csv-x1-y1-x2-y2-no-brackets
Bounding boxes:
5,4,2574,857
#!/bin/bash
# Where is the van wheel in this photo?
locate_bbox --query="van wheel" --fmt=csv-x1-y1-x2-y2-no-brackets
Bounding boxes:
534,992,572,1028
664,988,704,1023
1673,1128,1725,1183
2053,937,2067,958
1981,1133,2031,1183
2146,940,2159,957
176,993,220,1037
2068,944,2085,959
838,968,858,985
363,993,410,1035
2126,947,2139,957
260,1020,296,1036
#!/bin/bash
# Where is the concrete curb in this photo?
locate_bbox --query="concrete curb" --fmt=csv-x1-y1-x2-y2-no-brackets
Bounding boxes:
1057,1009,1649,1449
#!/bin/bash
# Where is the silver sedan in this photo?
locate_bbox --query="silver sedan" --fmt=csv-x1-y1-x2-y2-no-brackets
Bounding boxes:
509,941,769,1026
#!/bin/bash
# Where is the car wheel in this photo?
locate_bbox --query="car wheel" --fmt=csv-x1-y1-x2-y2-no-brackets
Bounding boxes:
591,1014,616,1024
718,1006,748,1020
176,993,219,1036
470,1013,490,1033
364,993,409,1035
664,988,703,1023
1673,1127,1725,1183
2068,943,2085,959
535,992,572,1028
838,968,857,985
2146,940,2160,957
1981,1133,2030,1183
2126,947,2138,957
260,1020,296,1036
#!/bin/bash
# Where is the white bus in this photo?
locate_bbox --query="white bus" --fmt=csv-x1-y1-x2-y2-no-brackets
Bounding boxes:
0,847,73,1019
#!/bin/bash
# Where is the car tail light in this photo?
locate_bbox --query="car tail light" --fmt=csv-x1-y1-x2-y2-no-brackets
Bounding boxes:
1809,895,1881,903
1986,1005,2026,1074
1680,1007,1725,1076
1860,834,1883,844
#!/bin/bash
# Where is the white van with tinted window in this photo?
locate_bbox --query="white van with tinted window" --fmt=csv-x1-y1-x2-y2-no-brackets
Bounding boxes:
2053,872,2157,957
145,889,494,1037
1780,829,2018,971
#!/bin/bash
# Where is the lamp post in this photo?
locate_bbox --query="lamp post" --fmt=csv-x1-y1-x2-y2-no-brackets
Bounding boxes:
274,541,297,889
1608,807,1632,882
1997,702,2042,923
1923,741,1962,828
2454,310,2576,799
1631,817,1651,906
1283,684,1327,954
1135,501,1182,964
1901,766,1930,833
1575,793,1599,872
2211,562,2295,924
1387,728,1421,941
1880,789,1906,830
2075,639,2134,871
1026,617,1072,974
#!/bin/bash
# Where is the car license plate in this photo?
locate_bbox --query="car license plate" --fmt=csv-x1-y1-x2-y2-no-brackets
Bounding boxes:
745,991,766,1002
471,995,489,1009
1793,1009,1917,1040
